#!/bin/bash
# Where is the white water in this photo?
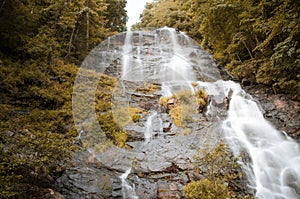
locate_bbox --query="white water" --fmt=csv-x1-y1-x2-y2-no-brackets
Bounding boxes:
120,169,138,199
119,27,200,198
144,111,157,144
189,80,300,198
117,28,300,199
222,82,300,199
121,30,133,80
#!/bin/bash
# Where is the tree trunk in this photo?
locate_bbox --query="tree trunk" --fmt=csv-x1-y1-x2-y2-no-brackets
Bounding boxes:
242,40,253,59
86,10,89,52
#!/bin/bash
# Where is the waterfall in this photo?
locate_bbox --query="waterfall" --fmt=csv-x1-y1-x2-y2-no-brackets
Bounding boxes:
121,30,133,80
144,111,157,144
120,169,138,199
118,28,300,198
75,27,300,198
222,82,300,199
186,80,300,198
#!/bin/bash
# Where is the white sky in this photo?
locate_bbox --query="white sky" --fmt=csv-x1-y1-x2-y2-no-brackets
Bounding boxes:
126,0,154,29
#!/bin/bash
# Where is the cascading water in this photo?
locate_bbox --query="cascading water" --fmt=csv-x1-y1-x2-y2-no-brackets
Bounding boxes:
122,30,133,80
118,28,300,198
75,27,300,198
144,111,158,144
221,82,300,199
118,27,203,198
120,169,138,199
189,80,300,198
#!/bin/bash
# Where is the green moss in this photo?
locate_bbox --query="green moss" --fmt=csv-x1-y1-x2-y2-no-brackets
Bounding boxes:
195,88,208,101
176,90,194,104
195,88,209,112
111,131,127,148
96,112,127,147
74,72,132,148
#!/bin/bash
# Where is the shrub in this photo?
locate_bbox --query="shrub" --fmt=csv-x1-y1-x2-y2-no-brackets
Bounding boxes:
183,178,234,199
169,105,183,127
159,89,208,127
183,143,255,199
136,83,158,94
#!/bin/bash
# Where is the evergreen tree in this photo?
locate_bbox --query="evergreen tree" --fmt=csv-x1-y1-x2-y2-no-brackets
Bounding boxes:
104,0,127,32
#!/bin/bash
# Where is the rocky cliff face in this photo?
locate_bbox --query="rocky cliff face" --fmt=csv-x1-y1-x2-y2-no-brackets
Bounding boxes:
55,28,300,199
245,86,299,140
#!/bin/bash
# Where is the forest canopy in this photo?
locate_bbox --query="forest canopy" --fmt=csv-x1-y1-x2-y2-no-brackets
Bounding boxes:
0,0,299,197
134,0,300,100
0,0,127,197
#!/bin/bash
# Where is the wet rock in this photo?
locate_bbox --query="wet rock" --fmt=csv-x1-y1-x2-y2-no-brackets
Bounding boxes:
241,78,251,87
55,165,118,199
261,102,275,113
172,172,189,184
126,141,142,149
95,147,136,171
246,85,300,140
144,156,172,172
56,29,272,199
163,122,172,132
125,124,145,142
187,171,203,181
135,180,158,199
150,116,163,133
157,182,182,199
161,113,171,122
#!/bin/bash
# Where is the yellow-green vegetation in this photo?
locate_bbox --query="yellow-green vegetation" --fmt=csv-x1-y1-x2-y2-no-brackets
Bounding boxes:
0,59,79,197
183,178,234,199
0,0,127,197
94,74,146,148
111,106,146,129
136,83,159,94
183,143,255,199
135,0,299,100
159,94,175,110
169,106,183,127
159,89,208,127
191,82,198,87
159,94,176,110
195,88,209,112
72,69,129,148
129,107,147,122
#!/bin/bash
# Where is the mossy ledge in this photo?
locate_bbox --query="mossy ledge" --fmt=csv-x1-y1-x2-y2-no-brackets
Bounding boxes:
159,88,208,127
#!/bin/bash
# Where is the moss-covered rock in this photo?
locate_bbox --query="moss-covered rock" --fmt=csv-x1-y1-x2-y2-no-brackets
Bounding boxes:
183,143,255,199
159,89,208,127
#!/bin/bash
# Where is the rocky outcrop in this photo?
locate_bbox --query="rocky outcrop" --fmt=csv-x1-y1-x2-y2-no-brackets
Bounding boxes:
55,28,300,199
56,77,223,198
245,85,300,141
55,82,300,198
